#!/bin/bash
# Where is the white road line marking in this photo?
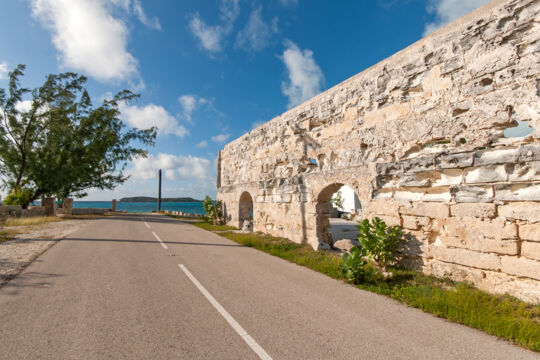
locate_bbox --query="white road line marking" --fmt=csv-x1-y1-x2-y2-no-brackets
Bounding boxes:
152,231,168,249
178,264,272,360
144,221,150,229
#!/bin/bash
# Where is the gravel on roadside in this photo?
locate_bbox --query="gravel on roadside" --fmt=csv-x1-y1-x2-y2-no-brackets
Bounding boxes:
0,217,99,287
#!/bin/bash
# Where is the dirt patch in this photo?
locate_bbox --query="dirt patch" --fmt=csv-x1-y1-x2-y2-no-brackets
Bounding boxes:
0,217,99,287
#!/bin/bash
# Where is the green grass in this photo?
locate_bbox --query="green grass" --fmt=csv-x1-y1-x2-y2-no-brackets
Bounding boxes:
192,222,238,231
193,226,540,352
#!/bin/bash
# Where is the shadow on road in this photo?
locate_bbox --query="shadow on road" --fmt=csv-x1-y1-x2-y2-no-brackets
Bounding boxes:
1,270,66,296
62,237,244,248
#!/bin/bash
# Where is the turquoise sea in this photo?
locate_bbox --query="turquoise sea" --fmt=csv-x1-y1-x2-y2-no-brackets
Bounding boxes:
73,201,205,214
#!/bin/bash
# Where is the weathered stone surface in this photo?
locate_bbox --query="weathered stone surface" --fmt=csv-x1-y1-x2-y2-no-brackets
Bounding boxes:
450,203,496,218
442,218,517,240
431,246,501,271
501,256,540,281
522,241,540,261
494,183,540,201
399,202,449,218
437,152,473,169
218,0,540,302
42,197,56,217
451,185,493,203
498,202,540,222
519,223,540,242
507,161,540,181
464,165,507,183
426,260,539,303
402,215,430,230
473,148,519,166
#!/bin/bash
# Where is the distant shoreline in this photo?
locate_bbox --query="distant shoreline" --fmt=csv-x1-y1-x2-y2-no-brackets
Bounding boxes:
118,196,202,203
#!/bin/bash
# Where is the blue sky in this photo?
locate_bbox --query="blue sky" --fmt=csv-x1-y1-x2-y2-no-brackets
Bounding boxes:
0,0,489,201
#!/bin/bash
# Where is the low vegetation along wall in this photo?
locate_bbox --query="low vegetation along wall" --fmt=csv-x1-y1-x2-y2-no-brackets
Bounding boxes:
217,0,540,302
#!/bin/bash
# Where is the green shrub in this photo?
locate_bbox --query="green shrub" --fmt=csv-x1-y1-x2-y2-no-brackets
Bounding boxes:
357,217,403,271
4,186,34,207
202,195,224,225
341,247,369,283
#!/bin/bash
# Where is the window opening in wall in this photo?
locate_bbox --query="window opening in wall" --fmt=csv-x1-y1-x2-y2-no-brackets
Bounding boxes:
503,115,535,138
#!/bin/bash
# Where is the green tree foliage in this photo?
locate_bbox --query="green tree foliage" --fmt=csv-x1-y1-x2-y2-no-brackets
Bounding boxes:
0,65,156,207
356,217,403,271
330,190,344,211
202,196,224,225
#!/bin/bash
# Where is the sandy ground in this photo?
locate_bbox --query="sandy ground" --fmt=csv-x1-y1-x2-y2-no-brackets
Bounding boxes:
0,217,99,287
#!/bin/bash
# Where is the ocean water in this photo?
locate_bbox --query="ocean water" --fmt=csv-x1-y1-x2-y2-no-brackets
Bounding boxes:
73,201,205,214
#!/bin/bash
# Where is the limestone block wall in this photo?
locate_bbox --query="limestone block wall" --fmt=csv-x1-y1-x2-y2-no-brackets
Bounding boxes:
217,0,540,302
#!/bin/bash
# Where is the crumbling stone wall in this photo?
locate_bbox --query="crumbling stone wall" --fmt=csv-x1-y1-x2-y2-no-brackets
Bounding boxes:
217,0,540,302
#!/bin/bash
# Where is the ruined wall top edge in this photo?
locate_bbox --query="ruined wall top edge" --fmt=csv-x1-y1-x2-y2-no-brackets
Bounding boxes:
222,0,520,151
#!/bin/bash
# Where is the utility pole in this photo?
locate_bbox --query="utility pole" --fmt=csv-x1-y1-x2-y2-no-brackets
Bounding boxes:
158,169,162,212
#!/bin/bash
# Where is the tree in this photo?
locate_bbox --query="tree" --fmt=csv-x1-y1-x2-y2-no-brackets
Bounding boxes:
0,65,156,207
331,190,344,211
202,196,224,225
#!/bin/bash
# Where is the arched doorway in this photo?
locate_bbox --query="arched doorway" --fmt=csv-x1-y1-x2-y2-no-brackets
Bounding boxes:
238,191,254,230
316,183,362,247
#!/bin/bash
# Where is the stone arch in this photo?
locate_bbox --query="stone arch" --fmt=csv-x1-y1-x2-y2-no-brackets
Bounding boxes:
315,182,362,247
238,191,254,229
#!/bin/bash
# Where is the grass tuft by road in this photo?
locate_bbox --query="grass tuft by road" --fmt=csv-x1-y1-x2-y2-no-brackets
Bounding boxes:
3,216,63,227
190,221,540,352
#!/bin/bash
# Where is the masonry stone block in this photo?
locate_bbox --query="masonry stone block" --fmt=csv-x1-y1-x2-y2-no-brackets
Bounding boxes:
451,185,494,203
519,223,540,242
399,202,449,218
464,165,507,183
473,147,520,166
501,256,540,280
498,202,540,222
430,246,501,271
522,241,540,261
439,236,518,255
450,203,496,218
402,215,430,230
518,143,540,162
507,161,540,181
494,183,540,201
437,152,473,169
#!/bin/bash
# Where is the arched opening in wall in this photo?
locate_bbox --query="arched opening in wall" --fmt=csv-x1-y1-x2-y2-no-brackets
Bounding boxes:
316,184,362,248
238,191,254,231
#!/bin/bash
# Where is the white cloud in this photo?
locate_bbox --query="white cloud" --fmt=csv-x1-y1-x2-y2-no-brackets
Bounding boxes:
133,0,161,30
0,62,8,80
120,103,188,138
14,100,33,113
130,153,212,181
211,133,230,143
424,0,489,35
188,0,239,54
196,140,208,148
178,94,209,124
236,7,278,52
30,0,138,82
281,40,324,108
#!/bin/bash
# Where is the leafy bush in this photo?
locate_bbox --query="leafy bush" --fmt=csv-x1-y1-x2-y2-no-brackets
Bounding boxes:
340,247,380,284
357,217,403,271
4,186,34,207
202,195,224,225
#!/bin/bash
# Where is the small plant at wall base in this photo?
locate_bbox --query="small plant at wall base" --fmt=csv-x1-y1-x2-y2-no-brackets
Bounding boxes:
202,196,224,225
340,247,379,284
357,217,403,273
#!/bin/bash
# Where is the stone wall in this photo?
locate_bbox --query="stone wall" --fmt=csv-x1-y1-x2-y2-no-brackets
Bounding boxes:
217,0,540,302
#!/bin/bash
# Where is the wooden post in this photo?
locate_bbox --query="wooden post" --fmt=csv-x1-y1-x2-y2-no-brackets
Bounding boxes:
158,169,162,212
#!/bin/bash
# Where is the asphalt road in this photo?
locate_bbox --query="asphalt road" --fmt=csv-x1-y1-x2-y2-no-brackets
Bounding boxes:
0,214,536,359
